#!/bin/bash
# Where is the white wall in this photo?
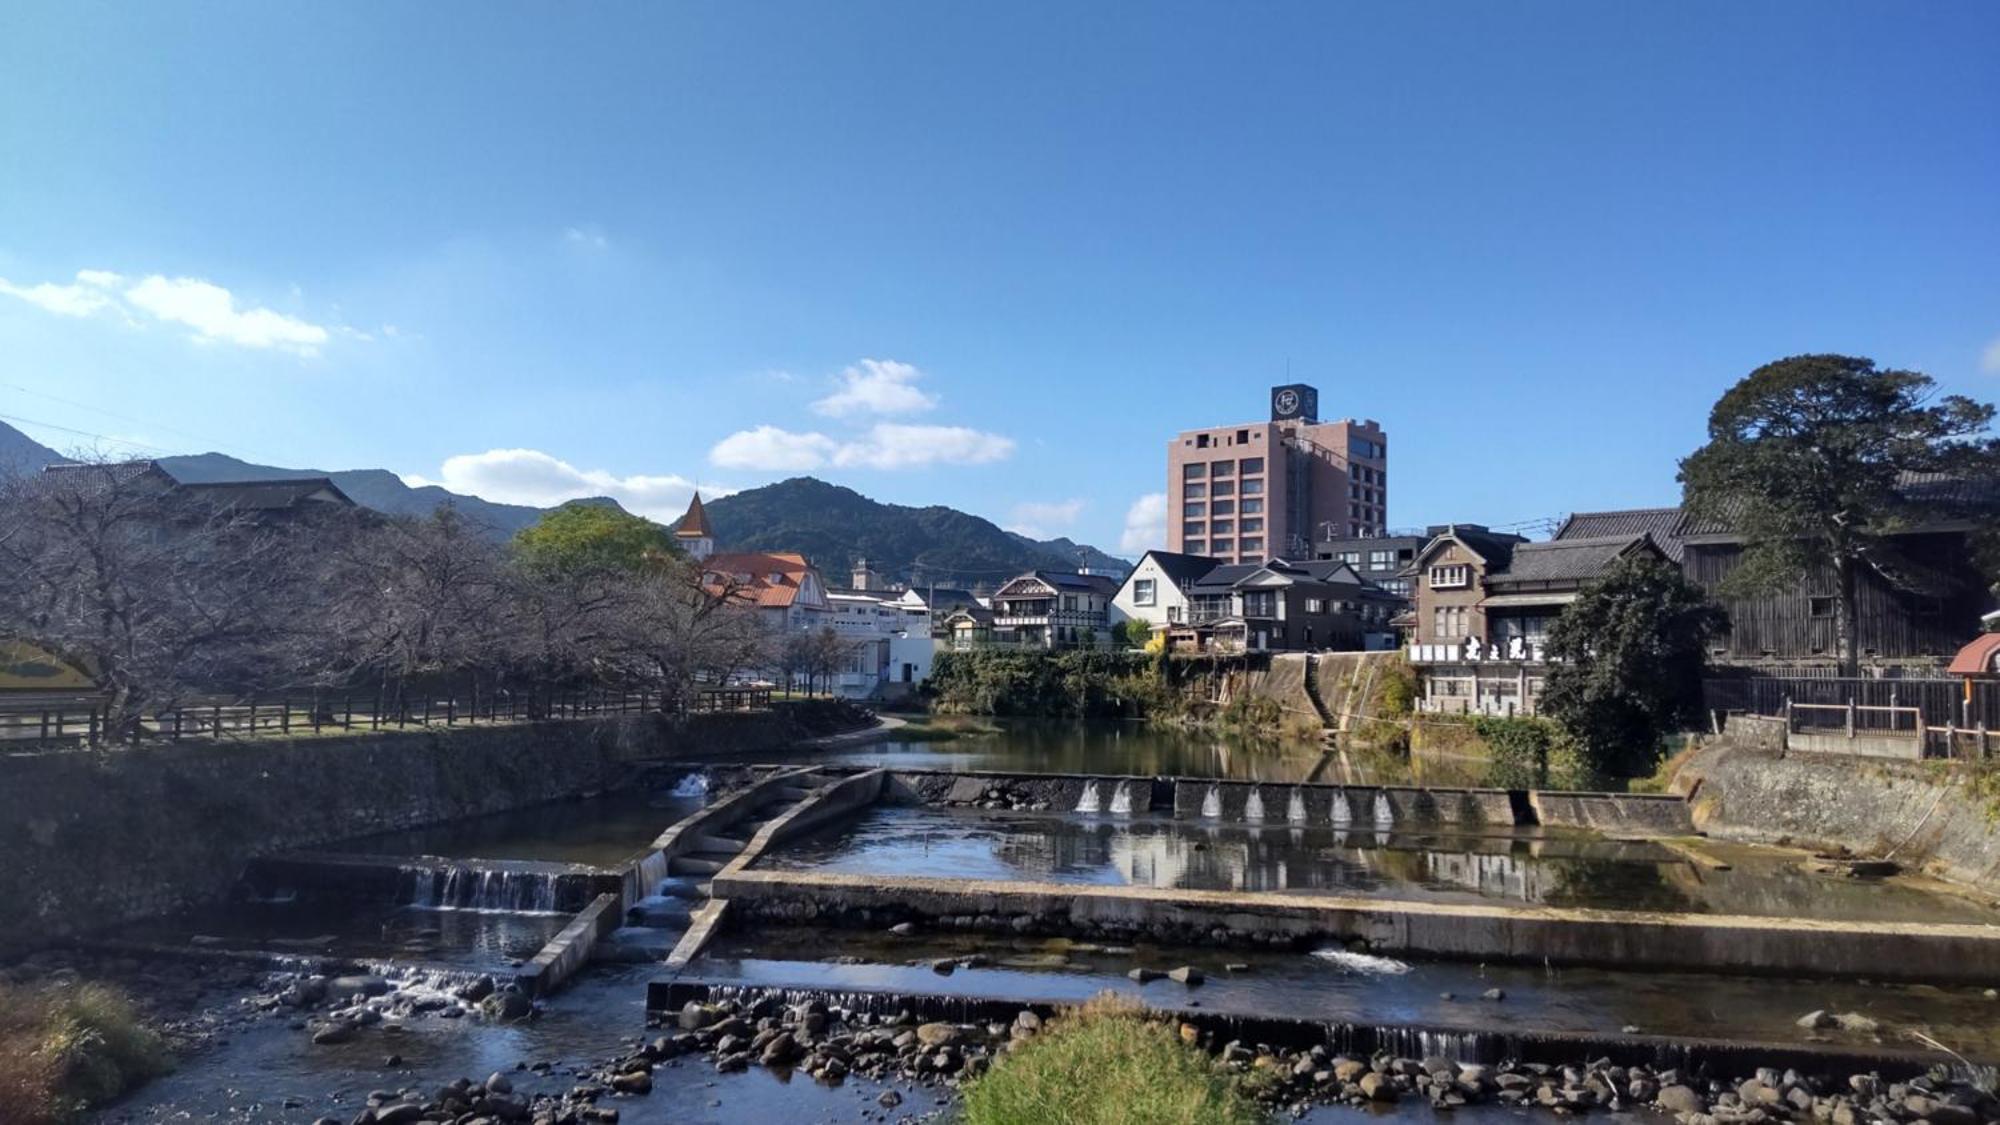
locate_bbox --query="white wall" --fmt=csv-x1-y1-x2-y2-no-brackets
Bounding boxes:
1112,555,1190,631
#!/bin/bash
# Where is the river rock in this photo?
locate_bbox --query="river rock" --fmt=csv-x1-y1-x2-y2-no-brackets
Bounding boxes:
310,1020,356,1045
484,1072,512,1095
1657,1084,1706,1114
1127,968,1164,983
1480,987,1505,1001
678,1002,714,1030
1796,1009,1836,1029
373,1105,426,1125
610,1070,653,1094
1167,966,1205,986
915,1022,961,1047
760,1032,801,1065
1359,1072,1398,1102
1333,1058,1368,1083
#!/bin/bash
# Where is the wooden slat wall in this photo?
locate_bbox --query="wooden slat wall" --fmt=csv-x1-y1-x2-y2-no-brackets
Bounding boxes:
1686,532,1991,661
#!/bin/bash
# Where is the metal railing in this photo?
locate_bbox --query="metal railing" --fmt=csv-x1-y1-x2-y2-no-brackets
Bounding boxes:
1704,674,1996,761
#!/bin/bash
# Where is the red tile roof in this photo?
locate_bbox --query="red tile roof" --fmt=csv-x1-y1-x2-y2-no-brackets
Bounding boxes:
1947,634,2000,677
675,492,714,539
702,552,813,608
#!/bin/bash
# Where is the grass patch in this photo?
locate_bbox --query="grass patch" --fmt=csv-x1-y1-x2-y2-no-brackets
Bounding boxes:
961,994,1264,1125
0,979,170,1124
893,715,1002,743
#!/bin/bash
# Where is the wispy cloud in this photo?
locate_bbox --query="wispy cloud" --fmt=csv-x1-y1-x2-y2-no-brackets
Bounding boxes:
405,448,720,522
709,422,1015,472
1119,493,1168,553
812,358,938,417
562,226,609,251
1981,335,2000,376
1006,498,1086,539
0,268,332,355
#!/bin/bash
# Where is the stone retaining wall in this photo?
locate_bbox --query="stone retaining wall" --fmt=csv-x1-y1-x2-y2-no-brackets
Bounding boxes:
0,702,862,956
1679,741,2000,894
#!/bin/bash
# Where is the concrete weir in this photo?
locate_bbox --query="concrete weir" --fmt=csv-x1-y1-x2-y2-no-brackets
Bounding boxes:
707,869,2000,984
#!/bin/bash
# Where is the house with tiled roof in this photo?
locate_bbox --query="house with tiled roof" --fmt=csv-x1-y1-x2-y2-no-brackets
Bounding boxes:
1555,492,1997,666
1110,550,1222,635
700,550,831,633
1406,525,1665,717
988,570,1120,649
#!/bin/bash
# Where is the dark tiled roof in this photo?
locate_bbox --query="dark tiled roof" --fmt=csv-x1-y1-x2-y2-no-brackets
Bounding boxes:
1489,534,1653,586
1554,507,1688,562
1139,550,1223,587
175,478,357,510
1188,563,1261,591
1039,570,1120,594
1680,471,2000,538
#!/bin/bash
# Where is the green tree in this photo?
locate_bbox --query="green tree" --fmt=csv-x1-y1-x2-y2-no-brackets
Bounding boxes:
1539,556,1725,778
1678,354,1999,675
513,505,678,575
1118,618,1154,649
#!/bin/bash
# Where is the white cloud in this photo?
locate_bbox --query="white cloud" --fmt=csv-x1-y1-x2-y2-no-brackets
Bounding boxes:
1119,493,1168,553
812,358,938,417
563,226,609,251
707,422,1016,472
0,267,331,355
405,448,718,522
1006,498,1086,539
1981,336,2000,375
709,426,842,471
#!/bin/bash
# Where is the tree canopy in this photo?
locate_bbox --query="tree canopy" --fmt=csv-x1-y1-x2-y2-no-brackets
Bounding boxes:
1539,556,1725,778
1677,354,1999,674
512,504,679,575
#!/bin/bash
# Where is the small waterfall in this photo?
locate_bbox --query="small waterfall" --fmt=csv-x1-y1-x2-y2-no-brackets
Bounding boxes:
669,772,710,799
1075,782,1102,814
402,862,561,913
1286,788,1308,824
1330,789,1353,828
1108,782,1133,816
1200,785,1222,819
1372,792,1396,829
1243,787,1266,822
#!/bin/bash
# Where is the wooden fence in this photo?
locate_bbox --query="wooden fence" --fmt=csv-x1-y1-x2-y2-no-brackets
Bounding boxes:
1703,674,1996,760
0,682,777,751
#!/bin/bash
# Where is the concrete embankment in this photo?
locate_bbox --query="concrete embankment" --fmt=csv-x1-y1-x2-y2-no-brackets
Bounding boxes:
711,869,2000,983
0,701,864,956
1678,740,2000,895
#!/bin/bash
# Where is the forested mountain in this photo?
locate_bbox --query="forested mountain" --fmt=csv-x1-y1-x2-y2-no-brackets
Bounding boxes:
705,477,1129,587
152,452,590,536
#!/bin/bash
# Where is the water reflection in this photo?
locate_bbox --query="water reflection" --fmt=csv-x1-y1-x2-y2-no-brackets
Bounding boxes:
760,805,2000,923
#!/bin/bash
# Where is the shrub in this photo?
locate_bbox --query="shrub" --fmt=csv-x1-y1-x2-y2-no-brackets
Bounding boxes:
962,995,1263,1125
0,980,169,1124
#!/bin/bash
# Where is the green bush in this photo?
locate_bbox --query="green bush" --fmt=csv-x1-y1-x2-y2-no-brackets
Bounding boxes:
962,996,1264,1125
0,980,169,1124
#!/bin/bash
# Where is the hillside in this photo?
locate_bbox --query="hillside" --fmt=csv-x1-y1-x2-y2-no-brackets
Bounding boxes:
153,452,619,536
0,421,63,473
704,477,1129,587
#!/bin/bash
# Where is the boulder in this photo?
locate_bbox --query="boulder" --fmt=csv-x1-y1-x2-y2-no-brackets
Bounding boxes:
1656,1084,1706,1114
915,1023,961,1047
1167,966,1205,986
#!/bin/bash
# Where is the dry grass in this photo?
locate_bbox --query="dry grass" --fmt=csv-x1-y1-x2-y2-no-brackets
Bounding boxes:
0,979,168,1124
961,994,1265,1125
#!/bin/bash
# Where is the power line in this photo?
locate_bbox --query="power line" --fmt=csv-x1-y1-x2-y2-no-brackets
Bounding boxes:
1,382,287,465
0,410,181,457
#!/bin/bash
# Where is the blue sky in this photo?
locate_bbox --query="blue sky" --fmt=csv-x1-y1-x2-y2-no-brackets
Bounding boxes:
3,2,1996,554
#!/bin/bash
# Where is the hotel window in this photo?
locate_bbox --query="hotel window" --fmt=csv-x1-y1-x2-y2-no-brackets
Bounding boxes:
1183,463,1206,478
1240,457,1264,474
1210,520,1234,536
1185,540,1206,554
1183,482,1206,500
1240,518,1263,533
1184,501,1206,518
1240,478,1263,495
1211,480,1234,496
1209,460,1234,477
1239,498,1263,515
1236,429,1250,443
1239,537,1263,554
1183,521,1206,539
1133,579,1156,606
1369,550,1393,568
1429,564,1471,589
1211,499,1235,516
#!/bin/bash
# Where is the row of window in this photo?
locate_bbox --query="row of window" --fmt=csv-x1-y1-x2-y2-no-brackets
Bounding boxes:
1351,437,1386,459
1183,478,1266,500
1184,538,1264,556
1432,605,1470,640
1429,564,1471,588
1182,457,1266,479
1347,483,1383,505
1184,498,1265,519
1191,431,1262,450
1184,517,1265,538
1332,548,1413,570
1353,464,1384,486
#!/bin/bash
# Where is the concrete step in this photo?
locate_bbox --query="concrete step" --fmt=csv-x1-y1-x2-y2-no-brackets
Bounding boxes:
687,833,746,854
775,787,818,801
668,855,731,876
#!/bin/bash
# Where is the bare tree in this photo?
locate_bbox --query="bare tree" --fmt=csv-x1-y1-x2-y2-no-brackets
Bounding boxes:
0,461,329,735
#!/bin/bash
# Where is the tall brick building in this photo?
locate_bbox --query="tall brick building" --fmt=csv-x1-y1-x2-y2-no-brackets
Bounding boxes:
1165,384,1387,565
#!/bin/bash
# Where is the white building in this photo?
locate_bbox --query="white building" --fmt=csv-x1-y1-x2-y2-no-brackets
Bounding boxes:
1109,550,1223,636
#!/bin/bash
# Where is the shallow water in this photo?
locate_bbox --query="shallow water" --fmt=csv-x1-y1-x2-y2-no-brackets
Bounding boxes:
696,927,2000,1059
783,717,1333,780
115,899,573,972
755,804,2000,923
333,788,706,867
